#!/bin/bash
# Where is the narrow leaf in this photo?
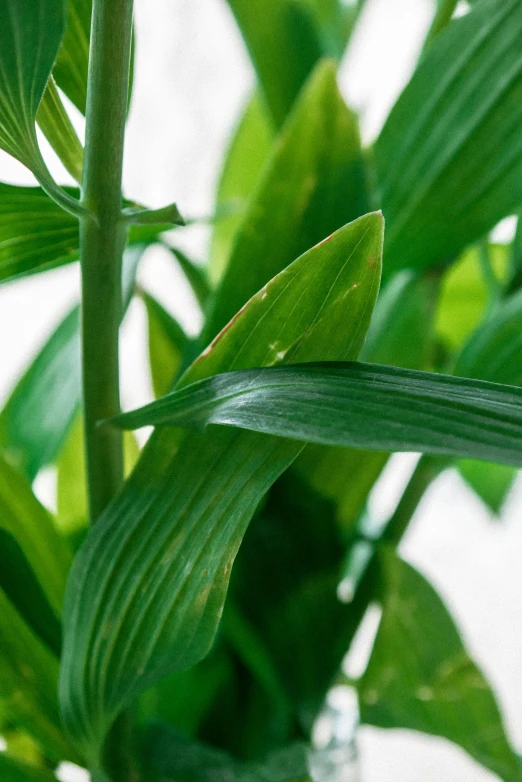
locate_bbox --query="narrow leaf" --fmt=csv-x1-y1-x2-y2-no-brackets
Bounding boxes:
377,0,522,276
142,292,189,398
0,754,57,782
37,78,83,183
114,362,522,468
53,0,91,113
60,213,383,760
358,548,521,782
458,457,516,515
204,60,371,341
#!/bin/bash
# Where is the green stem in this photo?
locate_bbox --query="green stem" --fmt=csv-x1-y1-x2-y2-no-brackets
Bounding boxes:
80,0,134,523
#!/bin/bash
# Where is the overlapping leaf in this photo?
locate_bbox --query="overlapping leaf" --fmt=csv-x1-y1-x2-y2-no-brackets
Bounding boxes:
113,362,522,468
377,0,522,276
358,548,522,782
59,213,383,761
143,292,189,398
53,0,91,113
0,753,57,782
204,60,371,341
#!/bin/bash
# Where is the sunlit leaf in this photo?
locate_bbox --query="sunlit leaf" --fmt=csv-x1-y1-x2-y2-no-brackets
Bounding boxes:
377,0,522,276
60,213,383,761
458,457,516,515
358,548,521,782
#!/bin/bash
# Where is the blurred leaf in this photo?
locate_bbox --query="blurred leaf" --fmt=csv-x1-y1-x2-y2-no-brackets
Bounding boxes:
37,78,83,183
143,292,189,398
300,0,358,58
0,245,145,480
0,754,57,782
56,415,139,538
0,184,78,284
377,0,522,277
53,0,91,114
113,362,522,469
204,60,371,341
458,457,516,515
209,92,274,285
225,0,322,127
358,548,521,782
0,307,81,480
169,248,212,309
0,529,61,656
141,725,310,782
0,0,65,173
59,213,383,761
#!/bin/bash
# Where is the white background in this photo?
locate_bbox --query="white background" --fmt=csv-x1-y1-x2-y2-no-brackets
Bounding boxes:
0,1,521,779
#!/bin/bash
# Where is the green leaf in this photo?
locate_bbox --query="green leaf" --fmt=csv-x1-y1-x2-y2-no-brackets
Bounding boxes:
225,0,322,127
0,0,81,212
358,548,522,782
142,292,189,398
377,0,522,276
0,529,61,656
169,248,211,309
37,78,83,183
113,362,522,469
204,60,371,342
53,0,91,113
0,184,79,284
59,212,383,761
0,307,81,480
0,753,57,782
458,457,516,515
209,92,274,285
141,725,310,782
0,245,145,479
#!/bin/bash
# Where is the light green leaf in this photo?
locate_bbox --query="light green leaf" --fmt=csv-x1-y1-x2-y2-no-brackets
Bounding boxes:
0,753,57,782
0,307,81,480
53,0,91,113
358,548,522,782
204,60,371,342
209,92,274,285
458,457,516,515
0,184,78,284
143,292,189,398
37,78,83,183
113,363,522,469
60,212,383,761
377,0,522,276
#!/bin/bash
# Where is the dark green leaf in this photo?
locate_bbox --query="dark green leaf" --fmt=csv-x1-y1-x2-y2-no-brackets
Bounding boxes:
0,184,78,285
209,92,274,285
377,0,522,276
59,213,383,761
0,529,61,656
0,754,57,782
142,292,189,398
204,60,371,342
358,548,521,782
142,724,310,782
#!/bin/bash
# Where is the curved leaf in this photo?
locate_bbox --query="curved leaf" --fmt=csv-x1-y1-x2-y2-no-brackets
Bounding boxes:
114,362,522,468
377,0,522,276
53,0,91,113
37,78,83,183
358,548,522,782
59,213,383,762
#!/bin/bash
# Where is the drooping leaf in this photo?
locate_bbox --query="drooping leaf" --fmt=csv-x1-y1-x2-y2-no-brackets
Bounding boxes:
37,78,83,183
203,60,371,341
377,0,522,277
113,362,522,469
458,457,516,515
169,248,211,310
60,212,383,761
209,92,274,285
0,245,145,479
358,548,522,782
0,184,78,285
0,753,57,782
53,0,91,113
142,292,189,398
141,724,310,782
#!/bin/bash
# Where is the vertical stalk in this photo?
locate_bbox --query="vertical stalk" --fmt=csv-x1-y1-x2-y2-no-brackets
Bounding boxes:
80,0,134,522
